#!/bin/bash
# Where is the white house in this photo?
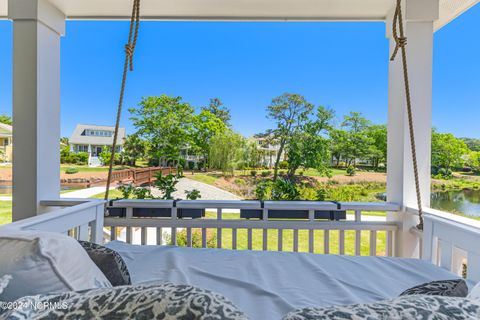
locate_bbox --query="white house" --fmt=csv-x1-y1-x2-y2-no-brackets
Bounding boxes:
69,124,126,166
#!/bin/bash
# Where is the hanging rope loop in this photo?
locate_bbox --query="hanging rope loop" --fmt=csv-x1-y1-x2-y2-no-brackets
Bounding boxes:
104,0,141,214
389,0,424,230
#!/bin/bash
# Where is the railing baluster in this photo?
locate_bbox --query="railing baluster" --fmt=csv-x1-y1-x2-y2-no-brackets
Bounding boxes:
339,230,345,255
248,228,253,250
354,210,361,222
111,226,116,241
156,227,162,245
187,228,192,247
232,228,237,250
278,229,283,252
308,229,314,253
370,230,377,256
126,227,132,244
202,228,207,248
324,230,330,254
355,230,361,256
171,228,177,246
263,229,268,251
293,229,299,252
141,227,147,245
217,208,222,249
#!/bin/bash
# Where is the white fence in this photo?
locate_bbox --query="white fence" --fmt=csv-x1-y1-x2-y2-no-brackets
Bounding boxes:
105,200,399,256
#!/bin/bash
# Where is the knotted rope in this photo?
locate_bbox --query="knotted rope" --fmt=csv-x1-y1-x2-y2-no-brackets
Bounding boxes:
104,0,141,211
390,0,424,230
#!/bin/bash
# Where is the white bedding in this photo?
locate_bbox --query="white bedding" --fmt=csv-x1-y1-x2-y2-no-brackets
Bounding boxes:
107,241,465,320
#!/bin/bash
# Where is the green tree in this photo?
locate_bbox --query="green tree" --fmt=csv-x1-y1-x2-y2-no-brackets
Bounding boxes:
329,128,348,167
341,112,372,166
192,110,227,170
462,137,480,152
202,98,231,126
129,95,194,165
366,124,387,170
0,114,12,125
286,106,334,178
244,139,261,169
122,134,146,166
209,130,245,175
432,130,469,172
267,93,314,180
467,151,480,174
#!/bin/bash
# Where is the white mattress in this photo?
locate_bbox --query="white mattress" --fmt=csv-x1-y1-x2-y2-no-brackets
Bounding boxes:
107,241,465,320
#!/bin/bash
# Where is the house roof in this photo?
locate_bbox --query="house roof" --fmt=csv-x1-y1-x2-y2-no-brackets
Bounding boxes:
0,123,12,137
1,0,478,31
69,124,126,146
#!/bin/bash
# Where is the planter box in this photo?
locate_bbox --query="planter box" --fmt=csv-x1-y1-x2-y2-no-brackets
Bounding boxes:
269,210,309,219
106,207,126,217
240,209,263,219
314,210,347,220
177,208,205,219
133,208,172,218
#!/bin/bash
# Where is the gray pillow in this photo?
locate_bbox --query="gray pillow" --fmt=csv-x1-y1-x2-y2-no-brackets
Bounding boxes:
3,282,248,320
78,240,131,286
283,295,480,320
399,279,468,297
0,230,111,301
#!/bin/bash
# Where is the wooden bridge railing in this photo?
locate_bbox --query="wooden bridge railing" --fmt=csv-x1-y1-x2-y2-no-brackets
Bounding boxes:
110,167,175,186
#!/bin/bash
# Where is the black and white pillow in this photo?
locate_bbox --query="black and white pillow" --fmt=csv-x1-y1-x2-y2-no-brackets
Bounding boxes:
4,282,248,320
78,240,131,286
399,279,468,297
283,295,480,320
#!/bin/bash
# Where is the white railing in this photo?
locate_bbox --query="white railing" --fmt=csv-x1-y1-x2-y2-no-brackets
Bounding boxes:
104,200,399,256
0,199,106,243
413,207,480,282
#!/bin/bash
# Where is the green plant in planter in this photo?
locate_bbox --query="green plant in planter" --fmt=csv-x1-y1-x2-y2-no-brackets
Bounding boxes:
346,165,356,176
185,189,201,200
154,171,183,200
65,167,79,174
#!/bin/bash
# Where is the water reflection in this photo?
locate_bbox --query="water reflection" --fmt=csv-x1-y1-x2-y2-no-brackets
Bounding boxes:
431,190,480,217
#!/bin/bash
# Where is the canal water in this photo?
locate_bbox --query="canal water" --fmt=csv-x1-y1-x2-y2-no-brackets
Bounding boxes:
431,189,480,217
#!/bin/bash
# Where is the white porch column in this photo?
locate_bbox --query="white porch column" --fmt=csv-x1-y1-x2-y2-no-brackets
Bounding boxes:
386,0,438,258
9,0,65,221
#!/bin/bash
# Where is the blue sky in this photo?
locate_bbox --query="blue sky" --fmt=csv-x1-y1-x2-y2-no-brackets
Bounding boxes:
0,3,479,138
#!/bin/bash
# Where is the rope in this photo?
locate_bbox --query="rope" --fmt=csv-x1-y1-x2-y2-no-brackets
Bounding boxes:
104,0,141,213
390,0,424,230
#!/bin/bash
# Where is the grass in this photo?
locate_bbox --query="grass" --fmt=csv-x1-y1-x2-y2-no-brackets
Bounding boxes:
187,173,220,185
60,165,132,173
300,168,346,177
0,201,11,224
171,211,388,256
90,189,124,199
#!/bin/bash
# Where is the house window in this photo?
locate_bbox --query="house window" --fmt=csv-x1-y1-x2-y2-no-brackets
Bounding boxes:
77,145,88,153
3,139,8,146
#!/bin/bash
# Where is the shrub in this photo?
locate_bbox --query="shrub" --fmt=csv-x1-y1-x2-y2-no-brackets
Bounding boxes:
250,170,257,177
75,152,89,165
279,170,286,176
185,189,201,200
169,229,217,248
279,161,289,169
271,178,300,200
234,178,246,186
154,171,183,200
261,170,271,177
64,167,78,174
255,180,272,200
346,165,356,176
133,187,153,199
117,183,134,199
298,171,304,176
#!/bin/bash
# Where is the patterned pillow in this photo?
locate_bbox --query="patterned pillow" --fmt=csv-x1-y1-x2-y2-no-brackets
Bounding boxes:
78,240,131,286
282,295,480,320
4,282,248,320
399,279,468,297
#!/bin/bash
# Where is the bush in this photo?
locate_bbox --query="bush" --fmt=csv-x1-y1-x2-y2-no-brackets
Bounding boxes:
255,180,272,200
279,161,288,169
169,229,217,248
250,170,257,177
185,189,201,200
298,171,304,176
261,170,271,177
279,170,286,176
271,178,300,200
346,165,356,176
64,167,79,174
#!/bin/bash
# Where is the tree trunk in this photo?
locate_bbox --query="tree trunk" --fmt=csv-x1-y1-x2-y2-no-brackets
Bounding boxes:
273,142,285,181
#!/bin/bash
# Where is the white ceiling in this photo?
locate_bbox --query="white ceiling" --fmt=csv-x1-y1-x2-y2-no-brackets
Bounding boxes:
0,0,478,30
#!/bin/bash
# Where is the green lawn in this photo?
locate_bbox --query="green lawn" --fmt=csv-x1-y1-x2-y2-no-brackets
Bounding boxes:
0,201,11,224
61,165,132,173
91,189,124,199
172,211,387,256
186,173,220,185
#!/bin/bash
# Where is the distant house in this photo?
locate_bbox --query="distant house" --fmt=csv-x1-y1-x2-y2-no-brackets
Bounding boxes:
252,136,286,169
69,124,126,166
0,123,13,162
